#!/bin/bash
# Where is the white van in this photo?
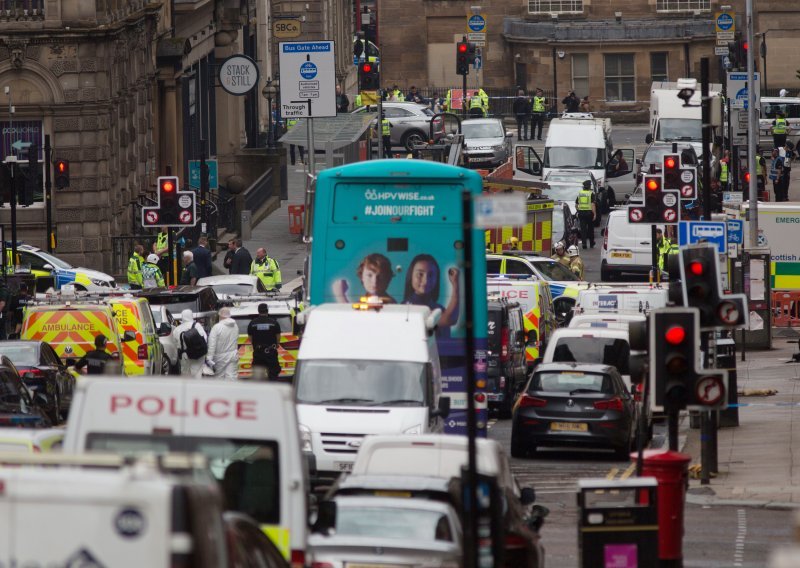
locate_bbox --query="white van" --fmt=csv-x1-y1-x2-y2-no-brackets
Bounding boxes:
294,303,450,484
601,209,666,281
0,452,227,568
574,287,668,316
569,312,646,330
63,377,308,566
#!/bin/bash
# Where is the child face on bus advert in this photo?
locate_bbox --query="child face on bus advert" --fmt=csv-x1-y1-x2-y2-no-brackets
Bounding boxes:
411,259,438,296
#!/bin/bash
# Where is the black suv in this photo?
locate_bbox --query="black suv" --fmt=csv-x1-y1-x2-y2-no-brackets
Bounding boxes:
487,297,529,418
138,286,221,332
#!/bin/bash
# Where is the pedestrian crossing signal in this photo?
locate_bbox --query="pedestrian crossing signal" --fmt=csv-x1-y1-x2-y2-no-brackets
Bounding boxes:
54,159,70,189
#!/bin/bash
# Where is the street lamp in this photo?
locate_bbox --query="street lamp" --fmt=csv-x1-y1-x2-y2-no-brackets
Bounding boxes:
262,76,280,148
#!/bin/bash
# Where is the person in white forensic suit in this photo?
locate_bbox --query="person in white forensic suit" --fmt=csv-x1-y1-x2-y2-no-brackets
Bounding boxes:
206,307,240,380
172,309,208,378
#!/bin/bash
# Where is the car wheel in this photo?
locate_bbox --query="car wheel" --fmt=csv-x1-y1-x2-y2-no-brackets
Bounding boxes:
160,356,171,375
49,391,61,425
511,429,531,458
402,130,426,152
600,262,614,282
499,391,514,420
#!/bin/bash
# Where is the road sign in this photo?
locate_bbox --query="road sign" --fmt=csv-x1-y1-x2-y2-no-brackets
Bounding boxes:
10,140,31,151
728,72,760,110
715,46,730,56
467,32,486,42
218,54,259,96
188,159,219,190
141,185,198,228
629,208,643,223
473,193,526,228
178,210,193,224
726,219,744,244
473,55,482,70
715,11,735,33
723,191,743,205
467,14,486,32
678,221,727,253
279,41,337,119
716,31,734,40
144,210,159,225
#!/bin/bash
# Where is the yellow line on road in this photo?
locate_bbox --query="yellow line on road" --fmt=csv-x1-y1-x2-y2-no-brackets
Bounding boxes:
620,463,636,480
606,467,619,479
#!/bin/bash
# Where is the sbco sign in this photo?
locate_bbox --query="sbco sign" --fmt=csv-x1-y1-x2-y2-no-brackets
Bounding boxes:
218,54,259,96
274,18,302,38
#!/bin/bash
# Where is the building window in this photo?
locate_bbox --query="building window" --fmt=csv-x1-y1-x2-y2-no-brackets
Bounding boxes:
604,54,635,102
651,53,668,83
656,0,710,12
571,54,589,98
528,0,583,14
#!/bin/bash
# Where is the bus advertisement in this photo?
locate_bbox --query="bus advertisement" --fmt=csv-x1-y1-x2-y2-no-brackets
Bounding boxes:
309,159,488,435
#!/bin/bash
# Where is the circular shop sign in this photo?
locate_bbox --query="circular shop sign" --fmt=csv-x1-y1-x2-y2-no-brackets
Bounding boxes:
662,193,678,207
219,54,260,96
178,194,193,209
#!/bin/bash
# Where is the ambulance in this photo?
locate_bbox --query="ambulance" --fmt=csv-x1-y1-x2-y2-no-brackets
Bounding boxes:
63,377,309,567
0,452,226,568
106,295,166,375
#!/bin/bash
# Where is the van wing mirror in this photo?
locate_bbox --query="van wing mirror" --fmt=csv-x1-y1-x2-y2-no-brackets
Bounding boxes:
645,133,653,144
157,322,172,336
122,330,137,342
314,501,337,534
432,396,451,419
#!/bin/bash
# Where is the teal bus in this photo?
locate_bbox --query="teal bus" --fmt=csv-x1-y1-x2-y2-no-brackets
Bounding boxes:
308,159,488,435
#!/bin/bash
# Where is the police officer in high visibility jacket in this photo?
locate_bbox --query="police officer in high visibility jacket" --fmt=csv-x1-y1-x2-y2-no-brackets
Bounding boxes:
530,87,547,141
250,248,282,291
773,113,789,148
247,303,282,380
575,180,596,249
74,334,114,375
380,112,392,158
142,253,166,289
657,230,680,272
718,149,730,191
127,244,145,289
154,231,169,281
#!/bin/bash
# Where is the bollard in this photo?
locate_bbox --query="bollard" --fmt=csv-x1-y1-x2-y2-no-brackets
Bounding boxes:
240,210,252,241
640,449,691,566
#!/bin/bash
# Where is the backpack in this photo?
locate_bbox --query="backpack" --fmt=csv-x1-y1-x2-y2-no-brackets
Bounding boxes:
181,322,208,360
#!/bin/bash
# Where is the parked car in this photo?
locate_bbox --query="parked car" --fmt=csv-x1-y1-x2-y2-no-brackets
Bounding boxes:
0,340,75,423
624,142,700,203
462,117,513,169
0,427,64,452
149,304,180,374
487,297,528,417
352,102,444,151
310,495,463,568
138,286,220,332
511,362,636,459
224,512,289,568
9,244,116,290
0,355,52,428
197,274,267,299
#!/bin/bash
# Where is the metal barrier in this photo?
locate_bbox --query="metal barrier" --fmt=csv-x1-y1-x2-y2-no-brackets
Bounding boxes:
772,290,800,327
244,167,274,213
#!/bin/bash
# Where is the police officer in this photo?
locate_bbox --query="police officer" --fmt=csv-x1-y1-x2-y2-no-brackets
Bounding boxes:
12,282,31,338
127,244,144,290
718,149,730,191
286,118,305,165
773,112,788,149
142,253,165,289
530,87,547,141
380,112,392,158
468,90,485,118
74,334,113,375
154,231,169,281
250,248,282,291
657,231,680,273
575,180,596,249
247,303,282,380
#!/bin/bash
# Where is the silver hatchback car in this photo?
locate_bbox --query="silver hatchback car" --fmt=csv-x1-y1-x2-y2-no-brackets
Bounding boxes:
462,118,513,168
353,102,443,151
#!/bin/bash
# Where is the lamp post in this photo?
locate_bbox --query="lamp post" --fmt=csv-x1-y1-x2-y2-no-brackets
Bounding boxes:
262,77,280,148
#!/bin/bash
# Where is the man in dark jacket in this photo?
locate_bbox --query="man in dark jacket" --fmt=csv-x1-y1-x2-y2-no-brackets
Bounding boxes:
75,334,113,375
223,240,236,273
229,239,253,275
191,236,213,278
247,303,282,380
512,89,530,141
562,91,580,113
180,251,199,285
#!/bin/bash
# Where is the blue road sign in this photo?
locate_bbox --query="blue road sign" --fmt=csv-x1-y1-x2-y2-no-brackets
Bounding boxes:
467,15,486,32
716,13,734,31
473,55,482,70
188,159,219,190
726,219,744,245
678,221,727,253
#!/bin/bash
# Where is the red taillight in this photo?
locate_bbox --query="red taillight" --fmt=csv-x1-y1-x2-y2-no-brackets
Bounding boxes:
634,383,644,403
594,397,624,411
18,367,44,378
475,393,486,403
292,550,307,568
603,230,609,251
505,533,529,549
137,344,148,359
500,327,510,361
518,394,547,408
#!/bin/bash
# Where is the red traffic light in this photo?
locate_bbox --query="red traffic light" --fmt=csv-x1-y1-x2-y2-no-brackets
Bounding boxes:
742,41,748,50
56,161,67,173
665,157,677,169
362,63,372,73
161,180,175,192
646,178,660,191
744,172,751,183
458,43,468,53
688,260,705,276
665,325,686,345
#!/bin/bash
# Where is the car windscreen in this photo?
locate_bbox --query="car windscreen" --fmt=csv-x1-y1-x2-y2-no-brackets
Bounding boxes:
762,102,800,119
85,434,280,524
0,344,39,366
34,251,73,270
295,360,427,406
544,184,581,202
544,147,604,169
531,371,612,394
657,118,702,141
462,122,504,139
551,208,565,237
550,336,630,374
335,504,454,543
143,294,198,314
533,260,579,281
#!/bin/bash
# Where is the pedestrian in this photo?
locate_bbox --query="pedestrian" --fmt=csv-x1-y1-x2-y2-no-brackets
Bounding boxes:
74,334,113,375
406,86,426,105
567,246,584,279
336,85,349,113
287,118,305,165
551,241,570,267
154,231,170,281
11,283,31,338
380,111,392,159
172,309,208,378
756,150,767,193
513,89,530,141
126,244,145,290
780,141,794,202
575,180,596,248
718,149,731,192
142,253,165,289
530,88,547,141
229,239,253,275
772,112,788,149
250,247,282,291
223,240,236,273
562,91,580,113
580,96,591,113
206,307,240,381
769,148,784,201
192,236,213,279
389,85,405,102
180,251,199,286
248,303,282,380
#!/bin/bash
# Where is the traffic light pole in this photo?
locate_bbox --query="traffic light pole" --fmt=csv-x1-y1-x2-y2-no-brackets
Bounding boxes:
44,135,53,252
651,224,659,284
462,69,467,120
700,58,712,220
8,160,18,265
377,91,383,160
200,139,208,235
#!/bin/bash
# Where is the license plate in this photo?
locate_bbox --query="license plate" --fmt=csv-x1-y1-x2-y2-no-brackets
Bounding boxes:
609,251,632,259
551,421,588,432
335,461,353,472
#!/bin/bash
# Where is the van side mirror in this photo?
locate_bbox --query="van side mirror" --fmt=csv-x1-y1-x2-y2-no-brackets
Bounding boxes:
530,162,542,176
432,396,451,419
122,330,137,342
527,504,550,532
645,133,653,144
520,486,536,505
157,322,171,336
314,501,337,534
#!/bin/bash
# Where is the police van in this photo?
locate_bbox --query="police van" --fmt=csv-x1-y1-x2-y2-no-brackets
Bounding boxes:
0,452,227,568
63,377,309,566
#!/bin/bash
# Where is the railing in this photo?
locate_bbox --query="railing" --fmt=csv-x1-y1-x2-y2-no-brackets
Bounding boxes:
243,167,274,213
406,87,558,119
0,0,44,20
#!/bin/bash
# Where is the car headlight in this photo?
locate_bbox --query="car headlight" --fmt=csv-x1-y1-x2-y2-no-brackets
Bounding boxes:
299,424,313,452
403,424,422,435
492,145,505,152
90,278,109,287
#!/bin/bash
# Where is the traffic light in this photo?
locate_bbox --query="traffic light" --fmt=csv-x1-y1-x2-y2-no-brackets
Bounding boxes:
727,41,738,69
736,39,748,67
467,43,478,66
456,41,469,76
662,154,680,190
679,244,748,328
54,159,70,189
358,61,379,91
643,175,662,222
158,175,180,224
628,319,649,385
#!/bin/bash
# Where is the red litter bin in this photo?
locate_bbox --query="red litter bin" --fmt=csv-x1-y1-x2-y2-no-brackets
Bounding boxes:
640,449,691,565
288,204,305,235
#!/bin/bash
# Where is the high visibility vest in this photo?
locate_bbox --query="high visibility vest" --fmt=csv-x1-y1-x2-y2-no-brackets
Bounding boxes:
719,160,728,182
127,253,144,286
576,189,593,211
773,118,787,134
479,89,489,110
141,263,165,288
470,95,483,109
393,89,405,101
756,156,764,176
287,119,298,128
533,96,546,112
381,118,391,136
250,257,282,290
355,94,363,107
156,232,168,257
659,242,680,271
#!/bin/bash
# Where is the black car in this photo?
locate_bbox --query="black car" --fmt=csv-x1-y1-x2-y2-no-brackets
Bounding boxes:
0,355,52,428
487,297,529,418
139,286,221,332
511,362,635,459
0,341,74,423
